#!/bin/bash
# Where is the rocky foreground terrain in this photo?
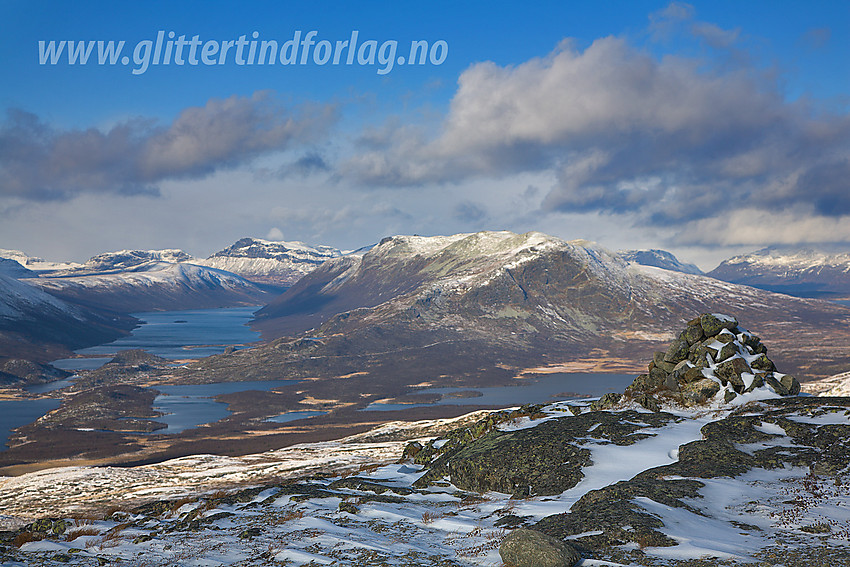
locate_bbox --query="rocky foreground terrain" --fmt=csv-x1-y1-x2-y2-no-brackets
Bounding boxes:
1,314,848,567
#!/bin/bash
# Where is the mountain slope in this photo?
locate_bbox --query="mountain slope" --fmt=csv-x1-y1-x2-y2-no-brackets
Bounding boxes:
26,261,272,313
618,248,703,275
0,273,135,363
709,246,850,298
0,258,38,279
183,232,850,401
197,238,342,288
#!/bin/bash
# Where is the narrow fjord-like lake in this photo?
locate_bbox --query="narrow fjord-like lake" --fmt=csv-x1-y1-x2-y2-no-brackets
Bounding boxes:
52,305,262,371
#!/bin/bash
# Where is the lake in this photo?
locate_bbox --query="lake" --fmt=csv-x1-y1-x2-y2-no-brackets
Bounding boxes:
1,307,263,450
363,372,635,411
0,399,61,452
51,305,262,371
149,380,303,434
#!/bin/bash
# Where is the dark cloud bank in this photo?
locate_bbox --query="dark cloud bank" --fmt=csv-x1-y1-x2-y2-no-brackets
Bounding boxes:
0,91,336,201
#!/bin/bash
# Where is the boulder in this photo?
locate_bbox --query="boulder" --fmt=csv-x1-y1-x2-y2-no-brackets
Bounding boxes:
715,330,737,344
700,313,738,337
499,528,581,567
679,366,704,384
663,337,690,364
745,373,765,393
681,322,704,345
750,354,776,372
652,351,675,373
714,357,750,392
633,393,661,412
716,342,739,363
680,378,721,405
765,375,789,396
780,374,801,396
590,392,622,411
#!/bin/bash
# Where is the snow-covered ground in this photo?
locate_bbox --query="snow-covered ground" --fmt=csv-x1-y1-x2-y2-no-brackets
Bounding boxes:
802,371,850,397
2,396,848,566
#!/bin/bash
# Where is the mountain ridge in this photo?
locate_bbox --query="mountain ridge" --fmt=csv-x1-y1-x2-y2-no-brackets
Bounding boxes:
708,246,850,298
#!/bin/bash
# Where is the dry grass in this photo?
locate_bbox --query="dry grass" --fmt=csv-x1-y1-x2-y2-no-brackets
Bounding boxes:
421,511,444,524
13,531,43,548
169,496,197,515
86,521,131,549
102,504,131,521
769,470,850,539
65,526,100,541
455,493,487,509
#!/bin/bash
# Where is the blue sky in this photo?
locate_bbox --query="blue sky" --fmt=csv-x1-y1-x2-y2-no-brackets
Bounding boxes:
1,1,848,269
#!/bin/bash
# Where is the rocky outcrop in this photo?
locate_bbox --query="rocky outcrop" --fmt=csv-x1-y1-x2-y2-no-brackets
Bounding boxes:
625,313,801,409
499,528,580,567
412,409,678,498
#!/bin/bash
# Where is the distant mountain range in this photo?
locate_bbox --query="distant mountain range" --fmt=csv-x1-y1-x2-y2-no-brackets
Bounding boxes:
0,238,346,315
4,236,850,376
707,246,850,298
188,232,850,397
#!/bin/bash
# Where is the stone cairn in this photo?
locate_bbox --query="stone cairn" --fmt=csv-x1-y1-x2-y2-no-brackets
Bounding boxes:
596,313,801,412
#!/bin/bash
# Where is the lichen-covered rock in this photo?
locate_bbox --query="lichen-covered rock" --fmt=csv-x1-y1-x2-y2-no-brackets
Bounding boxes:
590,392,622,411
413,410,676,498
664,337,690,364
780,374,801,396
715,329,737,344
499,528,580,567
699,313,738,337
714,357,750,391
751,353,776,372
680,378,721,405
534,397,850,555
765,375,789,396
681,322,704,345
716,342,739,362
633,393,661,412
627,312,799,409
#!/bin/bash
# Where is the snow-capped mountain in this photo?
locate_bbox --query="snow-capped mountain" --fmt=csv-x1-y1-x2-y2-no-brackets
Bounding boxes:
618,248,703,275
708,246,850,298
188,231,850,390
0,258,38,279
197,238,342,288
0,248,82,273
0,273,134,362
25,260,273,313
49,249,194,276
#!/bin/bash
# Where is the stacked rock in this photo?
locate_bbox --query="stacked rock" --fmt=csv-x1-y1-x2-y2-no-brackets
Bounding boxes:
627,313,801,407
